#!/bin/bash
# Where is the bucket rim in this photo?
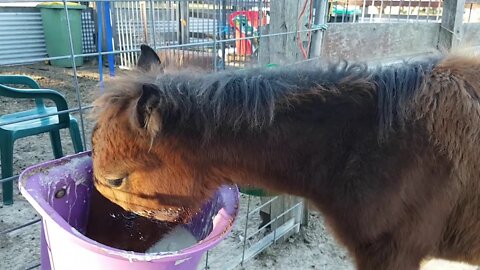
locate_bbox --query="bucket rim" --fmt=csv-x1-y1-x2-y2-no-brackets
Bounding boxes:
19,151,240,263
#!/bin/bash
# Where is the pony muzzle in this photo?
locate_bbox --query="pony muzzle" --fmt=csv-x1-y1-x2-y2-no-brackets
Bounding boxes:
93,179,193,223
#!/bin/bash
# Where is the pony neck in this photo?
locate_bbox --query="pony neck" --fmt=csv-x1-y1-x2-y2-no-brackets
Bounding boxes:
203,132,313,197
155,58,435,198
180,104,378,200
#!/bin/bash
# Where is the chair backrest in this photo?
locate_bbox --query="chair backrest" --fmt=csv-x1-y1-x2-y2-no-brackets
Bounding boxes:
0,75,71,125
0,75,47,111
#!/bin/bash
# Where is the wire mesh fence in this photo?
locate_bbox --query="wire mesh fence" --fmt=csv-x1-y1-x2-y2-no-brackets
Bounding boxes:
109,0,272,70
327,0,443,23
465,1,480,23
1,0,479,269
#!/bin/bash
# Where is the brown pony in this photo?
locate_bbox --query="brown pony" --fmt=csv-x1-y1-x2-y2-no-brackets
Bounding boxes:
91,44,480,270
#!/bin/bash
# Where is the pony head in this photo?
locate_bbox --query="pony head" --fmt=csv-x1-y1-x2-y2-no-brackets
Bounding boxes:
91,45,218,223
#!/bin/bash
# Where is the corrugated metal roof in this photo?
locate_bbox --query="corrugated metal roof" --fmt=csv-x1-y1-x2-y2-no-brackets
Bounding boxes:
0,12,47,65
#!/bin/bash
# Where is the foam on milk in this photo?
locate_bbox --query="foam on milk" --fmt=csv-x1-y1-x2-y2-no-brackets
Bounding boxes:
146,225,198,253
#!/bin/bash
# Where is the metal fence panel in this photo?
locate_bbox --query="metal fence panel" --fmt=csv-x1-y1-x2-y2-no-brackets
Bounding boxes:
326,0,443,23
0,12,47,65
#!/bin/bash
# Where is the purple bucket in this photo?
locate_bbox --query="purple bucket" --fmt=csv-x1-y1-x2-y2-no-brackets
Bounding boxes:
19,151,239,270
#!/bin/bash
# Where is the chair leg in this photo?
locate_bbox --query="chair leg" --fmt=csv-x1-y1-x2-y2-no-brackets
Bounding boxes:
49,130,63,159
1,140,14,205
69,119,84,153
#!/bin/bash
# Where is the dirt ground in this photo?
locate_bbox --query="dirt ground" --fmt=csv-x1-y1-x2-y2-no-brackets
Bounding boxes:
0,62,479,270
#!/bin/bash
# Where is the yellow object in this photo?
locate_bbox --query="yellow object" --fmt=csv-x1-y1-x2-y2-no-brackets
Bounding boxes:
39,2,81,6
36,2,84,9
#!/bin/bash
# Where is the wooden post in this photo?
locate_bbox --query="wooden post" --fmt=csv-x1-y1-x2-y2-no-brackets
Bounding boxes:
438,0,465,51
257,0,309,241
258,0,304,65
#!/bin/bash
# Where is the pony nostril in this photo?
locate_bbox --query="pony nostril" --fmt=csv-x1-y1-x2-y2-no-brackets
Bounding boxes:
107,178,124,188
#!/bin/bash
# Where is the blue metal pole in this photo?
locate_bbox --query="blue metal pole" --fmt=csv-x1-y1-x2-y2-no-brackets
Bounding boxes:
97,1,104,88
104,1,115,77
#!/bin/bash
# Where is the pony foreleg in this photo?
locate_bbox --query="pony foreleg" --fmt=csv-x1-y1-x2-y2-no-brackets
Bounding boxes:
354,251,423,270
353,238,426,270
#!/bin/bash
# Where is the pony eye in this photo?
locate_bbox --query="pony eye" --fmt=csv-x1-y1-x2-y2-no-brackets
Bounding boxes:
106,177,126,188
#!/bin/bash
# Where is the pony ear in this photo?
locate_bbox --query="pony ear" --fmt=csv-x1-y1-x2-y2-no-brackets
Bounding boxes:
132,83,162,137
137,44,162,72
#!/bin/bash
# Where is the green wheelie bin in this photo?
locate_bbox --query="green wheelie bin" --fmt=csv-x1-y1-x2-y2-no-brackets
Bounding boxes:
37,2,86,68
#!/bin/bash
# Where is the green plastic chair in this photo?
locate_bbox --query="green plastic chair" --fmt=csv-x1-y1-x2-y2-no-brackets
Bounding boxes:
0,75,84,205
